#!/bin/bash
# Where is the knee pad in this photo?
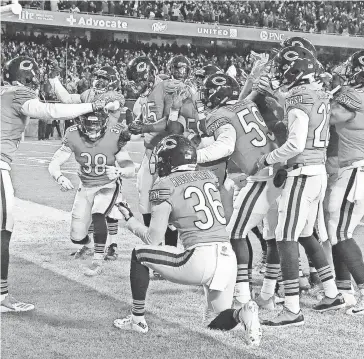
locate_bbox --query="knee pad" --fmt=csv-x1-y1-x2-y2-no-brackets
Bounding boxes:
71,235,90,245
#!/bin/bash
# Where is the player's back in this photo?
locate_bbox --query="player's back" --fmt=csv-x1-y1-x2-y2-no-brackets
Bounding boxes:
63,124,122,187
150,170,229,249
334,86,364,167
284,84,331,167
1,85,38,164
206,99,277,176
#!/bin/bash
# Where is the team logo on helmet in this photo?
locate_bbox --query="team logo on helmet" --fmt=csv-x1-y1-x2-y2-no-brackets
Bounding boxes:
136,62,147,72
158,137,177,153
358,55,364,66
283,50,299,62
211,76,227,86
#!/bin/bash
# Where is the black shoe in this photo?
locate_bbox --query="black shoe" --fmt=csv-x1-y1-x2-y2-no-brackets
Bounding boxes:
104,243,118,261
262,306,305,327
313,293,345,312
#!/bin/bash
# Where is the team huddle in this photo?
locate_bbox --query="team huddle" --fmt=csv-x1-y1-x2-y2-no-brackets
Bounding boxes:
1,36,364,347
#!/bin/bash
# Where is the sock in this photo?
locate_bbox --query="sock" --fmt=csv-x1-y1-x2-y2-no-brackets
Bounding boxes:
1,230,11,297
130,249,149,317
332,243,352,293
231,237,251,303
322,240,335,277
106,217,118,248
247,237,253,284
299,236,338,298
334,238,364,287
92,213,108,256
277,241,300,314
251,226,267,253
165,226,178,247
261,239,280,300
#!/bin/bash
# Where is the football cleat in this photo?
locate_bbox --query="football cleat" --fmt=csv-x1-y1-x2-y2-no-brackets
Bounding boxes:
0,295,35,313
346,293,364,316
341,292,357,307
114,315,149,333
83,260,103,277
313,293,345,312
72,245,94,259
255,294,276,311
104,243,118,261
238,300,262,346
262,306,304,327
153,270,165,280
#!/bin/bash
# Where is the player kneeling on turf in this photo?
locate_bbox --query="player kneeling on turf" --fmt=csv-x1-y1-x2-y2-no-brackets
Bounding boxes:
113,135,262,346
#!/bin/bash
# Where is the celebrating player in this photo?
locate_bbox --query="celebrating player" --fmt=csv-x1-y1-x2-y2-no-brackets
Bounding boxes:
254,46,345,326
0,56,106,312
328,50,364,315
48,110,133,276
113,135,261,346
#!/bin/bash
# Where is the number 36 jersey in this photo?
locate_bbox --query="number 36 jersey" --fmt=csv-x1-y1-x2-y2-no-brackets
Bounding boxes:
149,170,229,249
63,124,124,187
204,99,277,176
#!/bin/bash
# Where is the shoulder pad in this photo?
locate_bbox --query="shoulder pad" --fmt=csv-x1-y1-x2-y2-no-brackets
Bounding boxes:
96,91,125,105
149,178,174,203
62,125,79,147
285,87,315,115
205,110,230,136
334,86,363,111
80,89,94,103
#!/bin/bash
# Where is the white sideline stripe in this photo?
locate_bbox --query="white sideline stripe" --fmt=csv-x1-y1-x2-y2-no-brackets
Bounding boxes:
11,198,243,351
12,162,140,171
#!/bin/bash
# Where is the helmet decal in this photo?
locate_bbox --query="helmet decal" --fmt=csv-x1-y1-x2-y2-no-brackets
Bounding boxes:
211,76,227,86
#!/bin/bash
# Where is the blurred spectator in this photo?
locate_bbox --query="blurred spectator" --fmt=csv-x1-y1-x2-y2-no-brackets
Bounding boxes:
69,4,80,13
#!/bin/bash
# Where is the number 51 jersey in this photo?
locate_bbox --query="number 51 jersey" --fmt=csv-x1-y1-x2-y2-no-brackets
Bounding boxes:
63,124,124,187
149,170,229,249
204,99,278,176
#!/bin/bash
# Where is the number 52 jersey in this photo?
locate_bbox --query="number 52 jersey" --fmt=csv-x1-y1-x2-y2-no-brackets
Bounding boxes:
63,124,125,187
149,170,229,249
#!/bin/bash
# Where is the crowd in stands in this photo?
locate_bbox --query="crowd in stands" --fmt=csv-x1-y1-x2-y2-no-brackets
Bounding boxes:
0,30,357,99
15,1,364,36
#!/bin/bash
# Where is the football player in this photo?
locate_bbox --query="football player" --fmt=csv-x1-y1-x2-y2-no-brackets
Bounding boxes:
254,46,345,326
113,135,261,346
48,110,133,276
328,50,364,315
127,56,201,250
196,73,281,308
0,56,106,312
49,64,125,258
194,64,223,99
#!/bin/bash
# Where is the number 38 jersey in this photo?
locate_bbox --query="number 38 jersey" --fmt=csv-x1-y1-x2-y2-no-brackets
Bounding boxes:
204,99,277,176
149,170,229,249
63,124,124,187
284,85,331,168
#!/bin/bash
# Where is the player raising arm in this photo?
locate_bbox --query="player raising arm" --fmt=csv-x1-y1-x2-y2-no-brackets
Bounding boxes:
48,110,133,276
113,135,261,346
0,56,106,313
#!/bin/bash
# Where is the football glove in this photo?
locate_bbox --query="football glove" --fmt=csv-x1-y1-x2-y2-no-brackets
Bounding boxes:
117,124,131,148
92,99,107,112
256,75,276,97
116,201,134,221
105,165,123,181
57,175,74,191
207,309,239,331
185,130,201,148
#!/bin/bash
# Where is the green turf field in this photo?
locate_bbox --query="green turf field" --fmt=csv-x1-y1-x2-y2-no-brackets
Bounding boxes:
1,139,363,359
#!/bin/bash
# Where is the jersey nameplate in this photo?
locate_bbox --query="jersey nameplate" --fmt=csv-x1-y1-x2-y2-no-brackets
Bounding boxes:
286,95,303,106
335,92,361,111
206,118,229,136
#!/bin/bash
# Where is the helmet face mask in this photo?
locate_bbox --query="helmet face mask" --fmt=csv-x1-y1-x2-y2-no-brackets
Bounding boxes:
93,66,120,93
334,51,364,87
168,56,191,81
78,112,108,142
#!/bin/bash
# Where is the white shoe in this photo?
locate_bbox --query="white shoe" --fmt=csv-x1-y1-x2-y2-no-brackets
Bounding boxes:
83,260,103,277
238,300,262,346
346,293,364,316
341,292,357,307
255,294,275,310
114,315,149,333
0,295,35,313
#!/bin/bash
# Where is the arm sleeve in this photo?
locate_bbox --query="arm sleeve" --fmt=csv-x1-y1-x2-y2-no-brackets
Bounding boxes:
197,124,236,164
265,108,308,165
239,76,254,101
48,77,82,104
21,99,93,120
115,148,135,178
48,145,73,180
126,201,172,245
